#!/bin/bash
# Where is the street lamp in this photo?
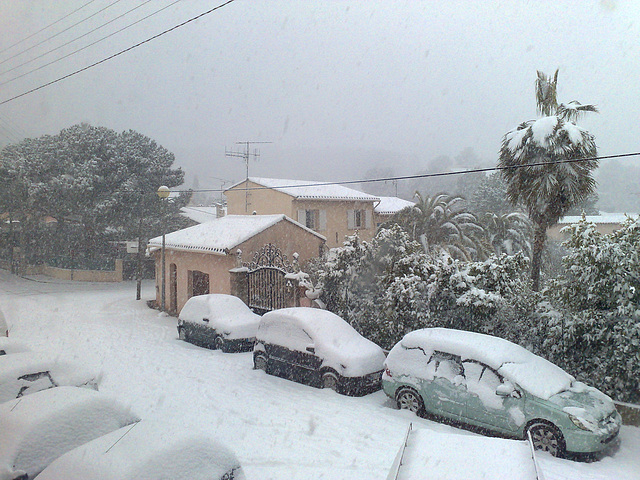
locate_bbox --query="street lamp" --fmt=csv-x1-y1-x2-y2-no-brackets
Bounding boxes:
157,186,170,312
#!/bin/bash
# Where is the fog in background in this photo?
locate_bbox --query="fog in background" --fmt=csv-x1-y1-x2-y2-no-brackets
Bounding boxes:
1,1,639,210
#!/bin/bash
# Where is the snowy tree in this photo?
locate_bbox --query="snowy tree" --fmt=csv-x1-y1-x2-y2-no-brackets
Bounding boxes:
312,226,535,349
538,216,640,402
480,211,532,257
0,124,190,265
389,192,488,260
498,70,598,291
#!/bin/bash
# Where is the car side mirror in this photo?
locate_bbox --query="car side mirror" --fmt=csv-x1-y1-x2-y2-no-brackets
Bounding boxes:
306,345,315,354
496,382,521,398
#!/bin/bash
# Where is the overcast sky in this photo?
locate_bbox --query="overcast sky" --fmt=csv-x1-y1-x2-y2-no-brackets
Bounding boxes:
1,0,639,193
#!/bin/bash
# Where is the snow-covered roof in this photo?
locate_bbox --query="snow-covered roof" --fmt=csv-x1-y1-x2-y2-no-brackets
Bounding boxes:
374,196,415,215
557,213,638,225
394,429,536,480
226,177,379,202
148,214,325,255
392,328,573,400
180,206,224,224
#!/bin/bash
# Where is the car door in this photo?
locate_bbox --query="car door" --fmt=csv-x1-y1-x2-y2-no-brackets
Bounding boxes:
279,324,322,384
462,360,522,434
422,351,467,418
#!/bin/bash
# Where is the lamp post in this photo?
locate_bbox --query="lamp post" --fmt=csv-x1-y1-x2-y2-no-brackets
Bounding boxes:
157,186,170,312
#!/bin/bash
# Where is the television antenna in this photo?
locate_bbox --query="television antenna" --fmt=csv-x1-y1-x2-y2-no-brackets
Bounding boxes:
225,141,272,212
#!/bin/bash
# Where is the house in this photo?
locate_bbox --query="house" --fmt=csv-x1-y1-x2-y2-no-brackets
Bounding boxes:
373,196,415,228
224,177,380,248
547,212,637,241
147,214,325,314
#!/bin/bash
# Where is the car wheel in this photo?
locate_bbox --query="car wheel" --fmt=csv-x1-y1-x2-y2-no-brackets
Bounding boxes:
527,421,566,457
396,388,424,415
321,371,339,392
178,327,187,341
254,354,268,371
214,336,225,351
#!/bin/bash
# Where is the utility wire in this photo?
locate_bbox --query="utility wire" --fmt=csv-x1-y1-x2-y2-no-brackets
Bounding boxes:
169,151,640,194
0,0,98,55
0,0,125,67
0,0,157,78
0,0,237,106
0,0,181,86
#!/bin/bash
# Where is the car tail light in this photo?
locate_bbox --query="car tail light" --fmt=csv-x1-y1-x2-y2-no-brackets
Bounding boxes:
384,367,392,377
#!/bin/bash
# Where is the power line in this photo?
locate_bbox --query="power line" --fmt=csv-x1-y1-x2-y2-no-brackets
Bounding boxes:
0,0,158,78
0,0,125,67
169,151,640,194
0,0,181,86
0,0,98,55
0,0,237,106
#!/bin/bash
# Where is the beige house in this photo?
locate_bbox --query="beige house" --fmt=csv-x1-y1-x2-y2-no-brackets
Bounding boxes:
373,196,415,228
547,213,637,241
224,177,380,248
148,214,325,314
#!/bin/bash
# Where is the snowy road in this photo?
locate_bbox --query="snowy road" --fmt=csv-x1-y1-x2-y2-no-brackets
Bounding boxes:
1,271,638,479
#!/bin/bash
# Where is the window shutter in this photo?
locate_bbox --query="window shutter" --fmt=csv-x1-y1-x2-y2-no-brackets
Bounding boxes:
347,209,355,229
365,209,372,229
297,209,306,225
318,210,327,231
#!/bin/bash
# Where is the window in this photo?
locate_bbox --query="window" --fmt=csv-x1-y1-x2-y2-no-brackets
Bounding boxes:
429,351,463,381
297,209,327,231
347,209,372,230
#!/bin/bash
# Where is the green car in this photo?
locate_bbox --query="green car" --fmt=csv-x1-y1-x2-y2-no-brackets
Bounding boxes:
382,328,621,458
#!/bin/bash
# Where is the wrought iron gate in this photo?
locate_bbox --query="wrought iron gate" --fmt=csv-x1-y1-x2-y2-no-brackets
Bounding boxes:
245,244,295,314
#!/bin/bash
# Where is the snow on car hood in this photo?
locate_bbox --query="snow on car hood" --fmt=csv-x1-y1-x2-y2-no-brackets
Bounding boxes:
547,382,619,432
318,333,386,377
0,352,100,403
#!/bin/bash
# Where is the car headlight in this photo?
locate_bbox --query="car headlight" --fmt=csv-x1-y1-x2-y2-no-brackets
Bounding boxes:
568,413,596,432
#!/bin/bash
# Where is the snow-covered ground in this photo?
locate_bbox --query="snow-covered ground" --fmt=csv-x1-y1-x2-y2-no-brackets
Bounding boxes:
1,271,638,479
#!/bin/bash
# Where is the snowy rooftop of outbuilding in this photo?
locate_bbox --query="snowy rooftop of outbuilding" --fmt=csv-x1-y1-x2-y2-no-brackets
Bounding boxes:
374,196,415,215
557,212,638,225
396,428,536,480
180,206,224,224
226,177,379,202
148,214,325,255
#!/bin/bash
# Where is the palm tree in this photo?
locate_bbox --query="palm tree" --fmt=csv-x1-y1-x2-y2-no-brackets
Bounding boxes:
498,70,598,291
392,192,487,260
481,212,532,257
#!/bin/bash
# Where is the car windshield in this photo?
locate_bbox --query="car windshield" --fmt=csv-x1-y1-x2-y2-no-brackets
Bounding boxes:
1,2,638,479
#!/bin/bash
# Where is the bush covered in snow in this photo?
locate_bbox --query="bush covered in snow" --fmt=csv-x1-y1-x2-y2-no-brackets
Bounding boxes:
311,226,537,349
537,216,640,403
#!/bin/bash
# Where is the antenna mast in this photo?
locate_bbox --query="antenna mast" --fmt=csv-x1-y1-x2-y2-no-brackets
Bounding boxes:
225,141,272,212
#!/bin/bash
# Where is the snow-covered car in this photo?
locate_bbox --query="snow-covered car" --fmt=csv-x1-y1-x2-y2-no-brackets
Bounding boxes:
382,328,622,458
253,307,386,396
177,294,261,352
0,338,29,356
0,352,100,403
0,386,139,480
0,308,7,337
387,427,539,480
37,420,245,480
